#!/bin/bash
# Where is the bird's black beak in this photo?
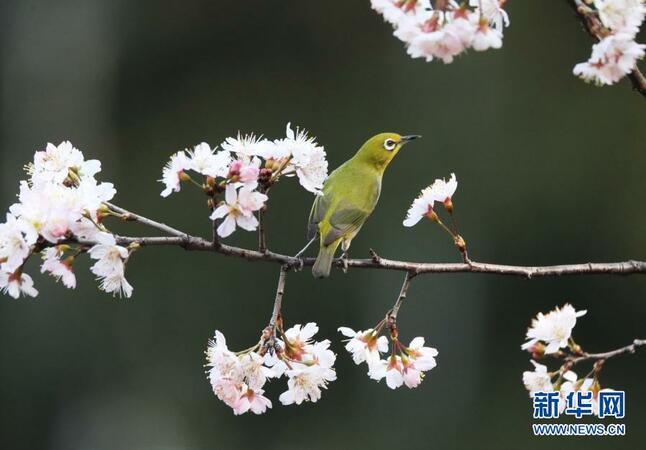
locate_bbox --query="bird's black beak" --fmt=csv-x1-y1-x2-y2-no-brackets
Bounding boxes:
400,135,421,145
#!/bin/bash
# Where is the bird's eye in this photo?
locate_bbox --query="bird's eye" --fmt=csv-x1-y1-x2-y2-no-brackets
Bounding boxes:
383,139,396,151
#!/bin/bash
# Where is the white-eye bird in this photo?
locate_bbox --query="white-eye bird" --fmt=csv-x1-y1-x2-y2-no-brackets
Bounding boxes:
307,133,420,278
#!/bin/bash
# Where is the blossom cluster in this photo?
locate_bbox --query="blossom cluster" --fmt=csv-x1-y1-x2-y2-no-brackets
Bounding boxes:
573,0,645,85
0,142,134,299
338,326,438,389
159,123,328,238
206,323,336,415
521,304,618,416
403,172,457,227
371,0,510,63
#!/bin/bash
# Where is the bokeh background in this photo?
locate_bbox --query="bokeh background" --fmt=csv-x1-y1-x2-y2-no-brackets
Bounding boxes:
1,1,645,449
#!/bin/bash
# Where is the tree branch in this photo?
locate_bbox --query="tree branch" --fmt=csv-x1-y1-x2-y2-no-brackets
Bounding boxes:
258,207,267,253
568,0,646,98
106,202,188,238
269,265,288,329
101,202,646,278
389,271,416,322
108,234,646,278
567,339,646,365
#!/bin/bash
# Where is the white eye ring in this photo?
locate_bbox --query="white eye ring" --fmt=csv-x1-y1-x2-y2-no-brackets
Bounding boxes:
384,139,396,151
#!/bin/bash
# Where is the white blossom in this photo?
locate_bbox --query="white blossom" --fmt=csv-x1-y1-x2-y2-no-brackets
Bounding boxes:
276,322,337,406
403,173,457,227
233,387,272,415
228,158,261,185
30,141,101,187
88,240,133,298
408,27,466,64
372,1,509,63
369,356,405,389
277,123,328,194
279,364,336,405
521,303,587,354
368,337,438,389
522,360,554,395
41,247,76,289
188,142,231,178
472,21,503,52
470,0,510,31
338,326,388,365
210,184,268,238
403,186,438,227
160,151,191,197
0,213,37,273
594,0,645,36
220,133,269,160
573,33,645,85
205,330,275,415
0,271,38,299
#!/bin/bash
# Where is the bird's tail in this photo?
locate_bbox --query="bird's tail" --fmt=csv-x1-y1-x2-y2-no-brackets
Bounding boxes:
312,239,341,279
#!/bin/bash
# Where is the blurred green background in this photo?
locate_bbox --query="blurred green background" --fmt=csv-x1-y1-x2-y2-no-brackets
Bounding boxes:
1,1,645,449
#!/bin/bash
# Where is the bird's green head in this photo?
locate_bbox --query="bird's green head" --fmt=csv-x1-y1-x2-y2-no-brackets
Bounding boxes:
355,132,421,171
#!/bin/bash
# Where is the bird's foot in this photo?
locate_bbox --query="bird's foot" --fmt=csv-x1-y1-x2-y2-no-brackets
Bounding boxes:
340,252,349,273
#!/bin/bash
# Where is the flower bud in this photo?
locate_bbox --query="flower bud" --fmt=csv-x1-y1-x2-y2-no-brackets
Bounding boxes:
178,170,191,182
402,0,416,12
443,197,453,214
62,255,75,268
228,160,242,178
206,176,216,188
454,235,467,252
527,342,546,359
425,208,439,222
259,168,273,184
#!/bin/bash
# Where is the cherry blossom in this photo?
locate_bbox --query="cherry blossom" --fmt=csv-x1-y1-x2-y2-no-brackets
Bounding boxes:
160,151,191,197
0,271,38,299
522,303,587,354
276,123,328,194
522,360,554,395
88,240,133,298
30,141,101,187
573,34,645,85
210,184,268,238
188,142,231,178
371,1,510,64
368,337,438,389
40,247,76,289
403,173,458,227
338,326,388,365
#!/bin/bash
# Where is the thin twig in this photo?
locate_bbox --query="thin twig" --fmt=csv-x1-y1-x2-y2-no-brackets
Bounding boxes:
106,234,646,277
568,0,646,98
567,339,646,365
212,219,220,249
389,271,416,322
99,203,646,278
258,207,267,253
106,202,188,238
269,265,289,329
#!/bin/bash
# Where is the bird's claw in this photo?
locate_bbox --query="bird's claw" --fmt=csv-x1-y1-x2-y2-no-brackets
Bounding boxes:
340,252,349,273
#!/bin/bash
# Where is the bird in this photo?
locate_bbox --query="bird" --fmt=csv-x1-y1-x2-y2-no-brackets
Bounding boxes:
306,133,420,278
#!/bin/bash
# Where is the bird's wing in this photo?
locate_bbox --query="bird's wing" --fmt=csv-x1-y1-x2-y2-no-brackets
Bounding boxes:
307,192,332,240
322,204,369,246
